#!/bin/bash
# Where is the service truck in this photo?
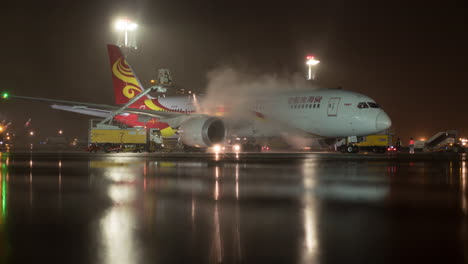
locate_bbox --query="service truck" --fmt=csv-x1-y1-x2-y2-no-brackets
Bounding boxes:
87,123,163,153
336,133,393,153
355,134,392,153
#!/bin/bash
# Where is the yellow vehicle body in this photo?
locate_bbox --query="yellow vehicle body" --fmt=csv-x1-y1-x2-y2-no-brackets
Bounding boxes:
356,135,391,147
90,129,147,144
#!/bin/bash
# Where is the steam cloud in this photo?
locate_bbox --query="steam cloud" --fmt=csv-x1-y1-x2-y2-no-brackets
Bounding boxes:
199,66,320,149
200,66,316,115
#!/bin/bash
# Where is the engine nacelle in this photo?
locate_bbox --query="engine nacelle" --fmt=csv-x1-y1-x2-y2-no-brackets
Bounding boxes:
179,117,226,147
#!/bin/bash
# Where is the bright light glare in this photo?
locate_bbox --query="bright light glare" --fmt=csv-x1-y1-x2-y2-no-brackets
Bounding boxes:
213,144,221,153
115,19,138,31
233,144,241,152
115,20,126,30
306,57,320,66
128,23,138,31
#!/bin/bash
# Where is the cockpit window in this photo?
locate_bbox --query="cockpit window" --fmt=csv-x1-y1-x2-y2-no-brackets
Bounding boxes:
367,102,380,108
357,102,369,109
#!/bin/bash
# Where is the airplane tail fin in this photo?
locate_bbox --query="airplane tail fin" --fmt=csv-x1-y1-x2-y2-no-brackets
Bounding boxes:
107,44,145,105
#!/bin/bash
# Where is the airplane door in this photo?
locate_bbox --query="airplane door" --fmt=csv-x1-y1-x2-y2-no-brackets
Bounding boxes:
327,97,340,116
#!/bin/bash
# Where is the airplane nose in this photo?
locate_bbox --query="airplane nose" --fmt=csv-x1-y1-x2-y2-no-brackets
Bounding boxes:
376,111,392,131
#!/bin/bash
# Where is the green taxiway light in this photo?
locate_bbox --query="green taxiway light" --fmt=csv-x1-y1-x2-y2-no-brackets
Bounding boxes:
1,93,9,99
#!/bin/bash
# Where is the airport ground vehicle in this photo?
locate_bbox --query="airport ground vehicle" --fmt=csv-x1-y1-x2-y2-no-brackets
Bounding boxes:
336,133,392,153
387,145,397,152
422,131,459,152
355,134,392,153
87,120,163,153
412,130,467,153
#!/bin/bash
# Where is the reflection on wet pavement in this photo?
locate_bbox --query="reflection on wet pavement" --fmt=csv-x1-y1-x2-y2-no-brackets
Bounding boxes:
0,152,467,263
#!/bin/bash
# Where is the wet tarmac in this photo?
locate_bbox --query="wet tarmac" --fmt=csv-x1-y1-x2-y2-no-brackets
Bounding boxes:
0,151,467,263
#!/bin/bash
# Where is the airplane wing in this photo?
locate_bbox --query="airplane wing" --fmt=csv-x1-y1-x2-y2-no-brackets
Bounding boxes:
11,95,197,127
12,95,183,118
50,104,113,118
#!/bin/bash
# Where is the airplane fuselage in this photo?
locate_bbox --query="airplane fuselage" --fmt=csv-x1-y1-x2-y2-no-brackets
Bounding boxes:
116,88,391,138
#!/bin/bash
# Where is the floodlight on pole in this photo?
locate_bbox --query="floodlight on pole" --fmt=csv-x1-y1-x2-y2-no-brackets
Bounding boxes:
306,56,320,80
114,18,138,49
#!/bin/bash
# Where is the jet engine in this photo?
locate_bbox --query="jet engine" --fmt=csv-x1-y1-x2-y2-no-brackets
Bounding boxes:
179,117,226,147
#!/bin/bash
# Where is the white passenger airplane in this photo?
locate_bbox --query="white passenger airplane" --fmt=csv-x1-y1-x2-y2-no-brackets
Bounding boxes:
10,45,391,151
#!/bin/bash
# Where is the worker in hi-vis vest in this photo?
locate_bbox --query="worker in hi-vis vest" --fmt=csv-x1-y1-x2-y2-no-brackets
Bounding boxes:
409,137,415,154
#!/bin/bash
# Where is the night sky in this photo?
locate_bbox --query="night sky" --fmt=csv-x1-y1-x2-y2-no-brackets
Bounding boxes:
1,1,467,143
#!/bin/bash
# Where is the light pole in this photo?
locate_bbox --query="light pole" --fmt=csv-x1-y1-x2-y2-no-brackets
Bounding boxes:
115,18,138,49
306,56,320,80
